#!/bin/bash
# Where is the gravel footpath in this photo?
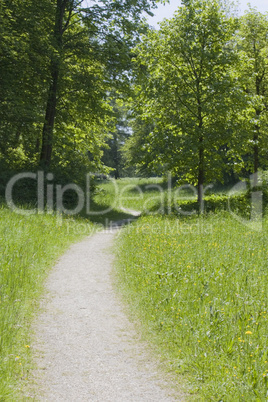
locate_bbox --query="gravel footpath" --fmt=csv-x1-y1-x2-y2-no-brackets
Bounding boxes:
31,227,185,401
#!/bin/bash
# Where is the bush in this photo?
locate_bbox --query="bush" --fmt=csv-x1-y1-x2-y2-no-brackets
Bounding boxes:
149,189,268,219
0,162,97,211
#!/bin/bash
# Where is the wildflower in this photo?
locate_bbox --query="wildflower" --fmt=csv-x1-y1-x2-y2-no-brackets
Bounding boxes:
245,331,252,335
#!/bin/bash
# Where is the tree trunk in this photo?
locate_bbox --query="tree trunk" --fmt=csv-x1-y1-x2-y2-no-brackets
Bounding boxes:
253,73,261,187
198,138,204,213
253,123,259,187
114,133,120,179
40,66,59,168
39,0,66,168
197,91,204,213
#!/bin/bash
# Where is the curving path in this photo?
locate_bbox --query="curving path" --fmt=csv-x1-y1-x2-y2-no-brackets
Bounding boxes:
30,226,185,401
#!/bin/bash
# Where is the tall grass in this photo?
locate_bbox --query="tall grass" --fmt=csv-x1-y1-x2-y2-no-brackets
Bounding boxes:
0,206,95,399
115,213,268,400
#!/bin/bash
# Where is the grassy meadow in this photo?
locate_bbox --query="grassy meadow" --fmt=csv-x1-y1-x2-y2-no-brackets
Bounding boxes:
0,205,96,399
113,179,268,400
93,177,165,213
93,176,197,215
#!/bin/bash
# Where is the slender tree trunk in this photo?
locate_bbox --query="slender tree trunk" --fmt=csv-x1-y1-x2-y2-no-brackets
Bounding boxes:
114,166,120,179
198,137,204,213
39,0,67,168
253,123,259,187
40,65,59,168
197,91,204,213
35,136,40,154
253,74,261,187
114,133,120,179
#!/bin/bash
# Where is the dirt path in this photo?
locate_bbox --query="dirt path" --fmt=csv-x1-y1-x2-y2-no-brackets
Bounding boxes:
31,227,185,401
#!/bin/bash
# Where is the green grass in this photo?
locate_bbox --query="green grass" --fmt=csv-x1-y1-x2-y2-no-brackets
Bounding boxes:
93,177,163,212
2,175,267,400
0,177,169,399
0,205,96,399
115,213,268,400
93,177,196,214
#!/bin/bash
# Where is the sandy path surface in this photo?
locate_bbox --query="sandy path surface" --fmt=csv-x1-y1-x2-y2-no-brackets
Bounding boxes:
31,227,185,401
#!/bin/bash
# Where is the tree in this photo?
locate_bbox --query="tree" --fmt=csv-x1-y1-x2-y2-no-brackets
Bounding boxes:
128,0,238,208
236,8,268,184
39,0,165,168
0,0,52,166
123,118,158,176
102,99,131,179
0,0,165,174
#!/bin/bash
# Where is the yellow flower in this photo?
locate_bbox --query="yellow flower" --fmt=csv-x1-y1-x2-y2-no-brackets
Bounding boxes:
245,331,252,335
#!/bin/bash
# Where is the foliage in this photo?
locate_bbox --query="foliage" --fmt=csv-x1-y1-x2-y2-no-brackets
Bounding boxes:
101,99,132,178
124,2,268,209
236,8,268,175
150,190,268,221
122,118,159,176
0,0,51,164
0,0,165,174
127,0,240,204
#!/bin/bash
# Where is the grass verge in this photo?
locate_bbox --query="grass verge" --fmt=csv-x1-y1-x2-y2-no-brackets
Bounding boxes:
115,213,268,400
0,205,96,399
